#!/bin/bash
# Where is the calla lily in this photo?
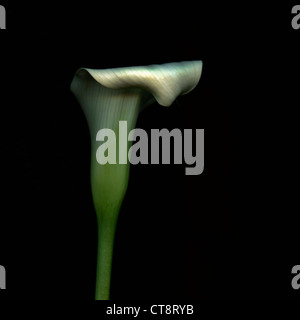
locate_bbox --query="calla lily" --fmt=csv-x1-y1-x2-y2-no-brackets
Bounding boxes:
70,61,203,300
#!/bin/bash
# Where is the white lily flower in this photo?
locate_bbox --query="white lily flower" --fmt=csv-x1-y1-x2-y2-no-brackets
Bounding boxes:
70,61,203,300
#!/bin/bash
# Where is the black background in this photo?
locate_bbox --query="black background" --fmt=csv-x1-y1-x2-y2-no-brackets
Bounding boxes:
0,2,299,300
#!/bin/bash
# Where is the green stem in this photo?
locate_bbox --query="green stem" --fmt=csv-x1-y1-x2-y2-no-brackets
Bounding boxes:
95,207,118,300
